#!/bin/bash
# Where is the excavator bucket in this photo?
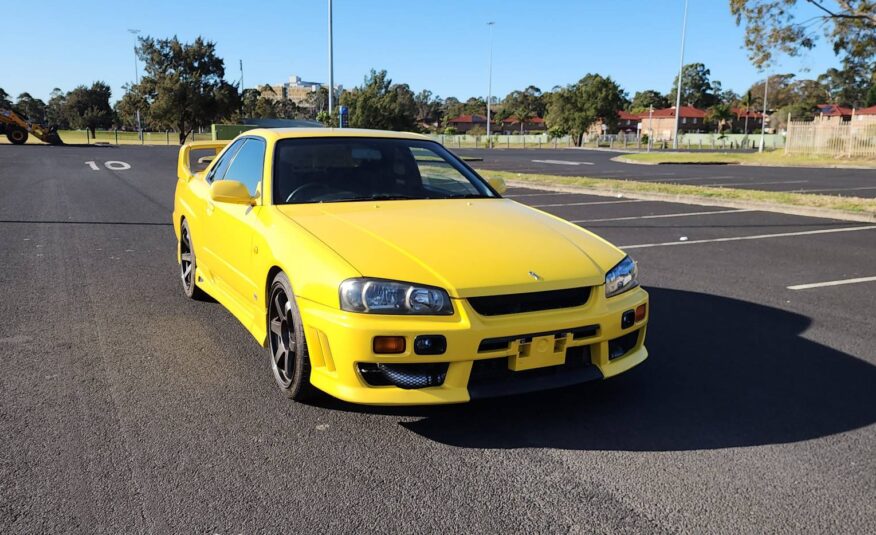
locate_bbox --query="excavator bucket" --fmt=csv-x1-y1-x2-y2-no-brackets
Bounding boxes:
43,132,64,145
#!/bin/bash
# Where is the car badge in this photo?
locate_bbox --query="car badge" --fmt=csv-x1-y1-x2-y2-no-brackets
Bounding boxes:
528,271,542,281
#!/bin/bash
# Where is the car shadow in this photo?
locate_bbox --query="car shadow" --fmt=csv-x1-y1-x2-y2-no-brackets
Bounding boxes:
319,287,876,451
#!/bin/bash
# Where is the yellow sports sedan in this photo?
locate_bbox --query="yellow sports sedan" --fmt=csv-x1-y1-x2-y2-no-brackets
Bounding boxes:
173,128,648,405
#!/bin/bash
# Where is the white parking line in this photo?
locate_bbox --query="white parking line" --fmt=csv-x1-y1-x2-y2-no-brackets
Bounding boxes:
506,192,574,198
788,276,876,290
531,199,645,208
620,225,876,249
571,209,751,223
531,159,594,166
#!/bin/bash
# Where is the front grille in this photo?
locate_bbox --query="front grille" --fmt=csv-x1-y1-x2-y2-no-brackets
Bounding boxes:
477,324,599,353
468,287,591,316
608,329,641,360
467,345,602,399
357,363,449,389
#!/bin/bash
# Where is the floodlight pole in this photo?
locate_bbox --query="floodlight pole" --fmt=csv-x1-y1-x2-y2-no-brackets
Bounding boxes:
486,21,495,149
672,0,688,149
328,0,334,118
128,29,142,139
759,75,769,153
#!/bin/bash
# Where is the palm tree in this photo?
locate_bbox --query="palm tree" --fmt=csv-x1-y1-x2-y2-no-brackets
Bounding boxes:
740,91,756,134
708,103,734,135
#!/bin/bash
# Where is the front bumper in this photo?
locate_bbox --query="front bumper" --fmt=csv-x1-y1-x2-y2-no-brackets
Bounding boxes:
298,286,648,405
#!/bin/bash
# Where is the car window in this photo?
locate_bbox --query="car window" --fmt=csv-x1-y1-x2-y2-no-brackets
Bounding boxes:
272,137,493,204
207,139,245,183
224,138,266,196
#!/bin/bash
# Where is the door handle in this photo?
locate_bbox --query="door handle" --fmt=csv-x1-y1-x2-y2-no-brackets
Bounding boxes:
206,202,215,215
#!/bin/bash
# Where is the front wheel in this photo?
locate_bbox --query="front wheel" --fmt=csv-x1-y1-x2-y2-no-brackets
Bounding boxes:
179,219,207,300
7,127,28,145
267,272,316,401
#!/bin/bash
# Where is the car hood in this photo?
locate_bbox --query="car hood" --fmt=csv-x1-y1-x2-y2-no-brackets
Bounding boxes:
275,199,625,298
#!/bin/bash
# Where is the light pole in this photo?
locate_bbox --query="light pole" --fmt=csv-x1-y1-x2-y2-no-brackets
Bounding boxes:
327,0,334,118
648,105,654,152
672,0,688,149
759,74,769,152
486,21,495,149
128,29,142,138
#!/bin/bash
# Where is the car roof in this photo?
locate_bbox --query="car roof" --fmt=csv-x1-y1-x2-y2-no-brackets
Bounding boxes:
242,127,432,142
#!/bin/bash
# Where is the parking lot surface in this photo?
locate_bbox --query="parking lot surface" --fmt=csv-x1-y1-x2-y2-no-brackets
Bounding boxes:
458,148,876,198
1,144,874,533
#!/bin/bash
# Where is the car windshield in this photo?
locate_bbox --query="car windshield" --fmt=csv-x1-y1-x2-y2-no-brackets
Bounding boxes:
272,137,497,204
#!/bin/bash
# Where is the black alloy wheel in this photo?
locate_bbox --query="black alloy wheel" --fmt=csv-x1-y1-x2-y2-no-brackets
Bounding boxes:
267,272,316,400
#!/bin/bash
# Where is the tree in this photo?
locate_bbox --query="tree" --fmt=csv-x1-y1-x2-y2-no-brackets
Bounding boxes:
303,86,329,119
44,88,69,129
731,0,875,71
866,83,876,106
130,35,238,144
707,103,734,134
818,66,870,106
414,89,443,129
667,63,722,109
338,69,417,131
545,74,627,146
0,87,11,109
13,92,47,121
629,89,669,112
462,96,487,116
502,86,545,133
63,82,113,136
441,97,464,122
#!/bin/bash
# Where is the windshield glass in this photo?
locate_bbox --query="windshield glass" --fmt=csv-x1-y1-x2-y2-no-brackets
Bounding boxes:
272,137,496,204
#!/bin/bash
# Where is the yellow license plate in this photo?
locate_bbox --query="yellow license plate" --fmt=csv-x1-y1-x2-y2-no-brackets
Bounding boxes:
508,334,567,371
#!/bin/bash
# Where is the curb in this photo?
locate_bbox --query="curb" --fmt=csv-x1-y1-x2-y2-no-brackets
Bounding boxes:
612,154,876,170
505,179,876,224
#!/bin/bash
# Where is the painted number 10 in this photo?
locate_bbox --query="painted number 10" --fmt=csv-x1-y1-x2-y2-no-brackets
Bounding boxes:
85,160,131,171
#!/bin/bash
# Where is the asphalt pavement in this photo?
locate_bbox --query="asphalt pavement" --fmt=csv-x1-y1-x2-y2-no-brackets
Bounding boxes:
1,144,874,533
457,148,876,198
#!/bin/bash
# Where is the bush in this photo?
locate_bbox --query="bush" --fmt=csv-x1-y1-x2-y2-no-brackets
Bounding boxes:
443,126,457,135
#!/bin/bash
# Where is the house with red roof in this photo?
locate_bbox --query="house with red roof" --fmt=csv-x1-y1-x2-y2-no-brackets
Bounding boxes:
499,115,546,134
586,111,642,136
816,104,854,123
730,108,764,134
446,114,489,134
639,106,708,140
852,105,876,124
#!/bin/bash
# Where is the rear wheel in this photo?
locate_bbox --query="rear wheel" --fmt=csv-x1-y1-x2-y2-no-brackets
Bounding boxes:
267,272,316,401
7,127,28,145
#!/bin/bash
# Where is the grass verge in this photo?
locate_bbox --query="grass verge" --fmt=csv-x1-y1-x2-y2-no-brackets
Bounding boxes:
616,151,876,168
477,169,876,221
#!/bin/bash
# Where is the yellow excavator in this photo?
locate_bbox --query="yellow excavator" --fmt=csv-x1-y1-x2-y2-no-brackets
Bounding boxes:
0,107,63,145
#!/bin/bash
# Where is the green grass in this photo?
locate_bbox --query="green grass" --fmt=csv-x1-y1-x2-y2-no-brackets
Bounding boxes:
477,169,876,217
618,151,876,168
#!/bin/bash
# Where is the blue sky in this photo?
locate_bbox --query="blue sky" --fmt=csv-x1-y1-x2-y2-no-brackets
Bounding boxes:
1,0,839,104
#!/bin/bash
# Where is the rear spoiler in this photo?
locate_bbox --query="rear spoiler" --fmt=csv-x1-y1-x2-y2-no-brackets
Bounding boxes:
177,140,230,181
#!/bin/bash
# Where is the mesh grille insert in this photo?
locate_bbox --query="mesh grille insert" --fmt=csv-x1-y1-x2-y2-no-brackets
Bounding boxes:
468,287,591,316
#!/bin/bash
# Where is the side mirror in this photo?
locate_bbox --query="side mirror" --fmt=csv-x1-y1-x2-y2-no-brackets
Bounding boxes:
486,176,507,195
210,180,255,205
198,155,215,165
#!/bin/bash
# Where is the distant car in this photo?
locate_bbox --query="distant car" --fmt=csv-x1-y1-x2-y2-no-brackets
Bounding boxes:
173,129,648,405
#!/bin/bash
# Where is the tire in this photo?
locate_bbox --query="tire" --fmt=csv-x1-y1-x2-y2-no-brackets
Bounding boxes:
267,272,316,401
178,219,208,300
7,127,28,145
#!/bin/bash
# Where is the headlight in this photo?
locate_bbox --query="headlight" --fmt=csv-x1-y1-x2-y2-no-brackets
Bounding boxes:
339,279,454,315
605,256,638,298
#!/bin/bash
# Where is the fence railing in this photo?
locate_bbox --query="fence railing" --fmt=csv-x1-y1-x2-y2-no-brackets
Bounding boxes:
428,134,572,149
785,120,876,158
54,130,209,145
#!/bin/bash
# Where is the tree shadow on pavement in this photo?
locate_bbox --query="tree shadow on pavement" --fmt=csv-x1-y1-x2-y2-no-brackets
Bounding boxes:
394,287,876,451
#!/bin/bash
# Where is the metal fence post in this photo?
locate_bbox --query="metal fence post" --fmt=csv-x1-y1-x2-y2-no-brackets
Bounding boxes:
166,130,170,145
115,129,119,145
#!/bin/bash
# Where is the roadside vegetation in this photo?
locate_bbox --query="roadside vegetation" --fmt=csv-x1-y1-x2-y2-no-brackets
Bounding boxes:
616,151,876,168
477,169,876,218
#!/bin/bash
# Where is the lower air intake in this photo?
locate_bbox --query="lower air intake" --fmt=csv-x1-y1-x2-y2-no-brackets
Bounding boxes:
358,363,449,389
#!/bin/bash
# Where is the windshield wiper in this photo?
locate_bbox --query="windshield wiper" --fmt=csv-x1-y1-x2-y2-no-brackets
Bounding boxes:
323,194,421,203
444,193,492,199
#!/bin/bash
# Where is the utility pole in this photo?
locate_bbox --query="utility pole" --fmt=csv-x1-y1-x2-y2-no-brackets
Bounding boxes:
486,21,495,148
240,60,244,92
672,0,688,149
128,29,142,139
327,0,334,117
759,74,769,152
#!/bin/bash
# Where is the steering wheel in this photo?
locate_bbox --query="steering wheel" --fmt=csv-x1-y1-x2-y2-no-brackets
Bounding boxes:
286,182,332,203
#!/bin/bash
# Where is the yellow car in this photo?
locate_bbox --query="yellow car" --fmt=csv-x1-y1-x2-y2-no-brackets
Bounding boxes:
173,128,648,405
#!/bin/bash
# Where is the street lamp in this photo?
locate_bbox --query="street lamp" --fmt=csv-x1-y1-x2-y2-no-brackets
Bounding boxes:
648,104,654,152
327,0,334,117
486,21,495,149
128,28,142,138
672,0,688,149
